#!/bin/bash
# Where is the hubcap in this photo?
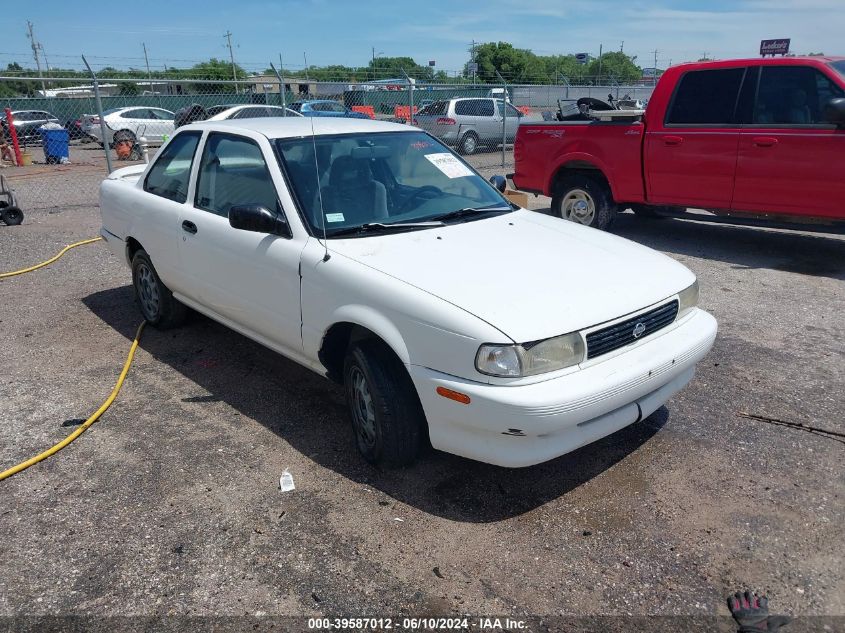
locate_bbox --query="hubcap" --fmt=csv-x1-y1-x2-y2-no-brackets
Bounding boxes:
349,366,377,449
562,189,596,225
463,135,476,153
136,263,160,320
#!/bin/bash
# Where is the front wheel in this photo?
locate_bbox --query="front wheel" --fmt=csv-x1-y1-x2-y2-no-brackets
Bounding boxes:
131,250,187,329
343,340,425,467
551,175,617,231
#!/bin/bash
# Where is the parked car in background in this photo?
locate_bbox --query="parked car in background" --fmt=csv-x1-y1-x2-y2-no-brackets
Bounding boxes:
512,56,845,232
64,118,89,141
98,117,716,468
289,100,370,119
1,110,60,145
413,98,524,155
205,104,303,120
81,107,175,146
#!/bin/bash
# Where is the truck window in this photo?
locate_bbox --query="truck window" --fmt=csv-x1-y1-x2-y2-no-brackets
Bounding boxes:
143,131,201,203
666,68,745,125
754,66,845,125
195,133,280,218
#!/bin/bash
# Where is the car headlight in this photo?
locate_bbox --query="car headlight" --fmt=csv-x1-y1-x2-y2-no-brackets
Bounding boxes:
476,332,585,378
677,279,699,318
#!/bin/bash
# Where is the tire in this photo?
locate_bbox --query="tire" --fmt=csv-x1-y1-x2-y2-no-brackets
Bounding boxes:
458,131,479,155
1,206,23,225
113,129,136,144
551,174,617,230
131,250,187,329
343,339,426,468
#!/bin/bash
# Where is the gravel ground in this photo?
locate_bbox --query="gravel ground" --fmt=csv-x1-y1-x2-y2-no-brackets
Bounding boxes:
0,147,843,632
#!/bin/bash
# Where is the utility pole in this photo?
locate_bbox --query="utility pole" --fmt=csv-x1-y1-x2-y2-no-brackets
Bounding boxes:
26,21,46,93
142,42,152,82
224,30,238,94
653,49,659,86
620,41,624,53
598,43,603,80
303,52,309,82
469,40,477,84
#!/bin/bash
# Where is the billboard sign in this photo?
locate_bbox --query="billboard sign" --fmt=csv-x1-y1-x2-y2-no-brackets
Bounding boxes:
760,39,790,56
641,67,658,78
575,53,589,65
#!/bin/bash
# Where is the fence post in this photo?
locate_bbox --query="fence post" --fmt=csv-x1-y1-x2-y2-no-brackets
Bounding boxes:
495,70,507,168
82,55,113,174
269,62,286,116
401,69,414,124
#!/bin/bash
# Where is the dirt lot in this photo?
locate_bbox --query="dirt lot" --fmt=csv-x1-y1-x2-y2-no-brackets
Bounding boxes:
0,146,843,632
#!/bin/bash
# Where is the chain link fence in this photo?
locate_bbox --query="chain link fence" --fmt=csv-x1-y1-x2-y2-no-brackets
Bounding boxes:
0,71,655,221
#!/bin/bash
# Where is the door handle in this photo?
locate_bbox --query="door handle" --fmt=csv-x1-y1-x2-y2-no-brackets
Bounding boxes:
663,135,684,146
181,220,197,235
752,136,778,147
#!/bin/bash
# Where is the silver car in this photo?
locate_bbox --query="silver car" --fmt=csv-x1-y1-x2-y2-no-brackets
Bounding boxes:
413,98,523,155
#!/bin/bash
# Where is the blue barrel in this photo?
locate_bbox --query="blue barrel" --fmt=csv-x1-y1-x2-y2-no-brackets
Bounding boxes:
40,128,70,164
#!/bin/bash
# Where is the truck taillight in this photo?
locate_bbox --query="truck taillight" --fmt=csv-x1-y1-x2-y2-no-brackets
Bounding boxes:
437,117,456,125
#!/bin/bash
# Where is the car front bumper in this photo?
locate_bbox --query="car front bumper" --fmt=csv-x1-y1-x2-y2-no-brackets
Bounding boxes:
409,308,717,467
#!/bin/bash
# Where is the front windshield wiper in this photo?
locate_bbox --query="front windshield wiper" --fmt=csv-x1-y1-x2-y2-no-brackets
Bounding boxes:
428,205,513,223
327,221,445,238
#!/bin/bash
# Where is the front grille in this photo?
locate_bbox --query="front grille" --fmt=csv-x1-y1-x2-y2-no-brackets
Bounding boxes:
586,300,679,360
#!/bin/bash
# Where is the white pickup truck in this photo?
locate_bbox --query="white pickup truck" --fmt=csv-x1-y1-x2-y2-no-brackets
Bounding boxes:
99,118,717,468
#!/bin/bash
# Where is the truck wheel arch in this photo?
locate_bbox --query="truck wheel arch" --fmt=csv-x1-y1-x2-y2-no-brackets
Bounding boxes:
549,160,615,201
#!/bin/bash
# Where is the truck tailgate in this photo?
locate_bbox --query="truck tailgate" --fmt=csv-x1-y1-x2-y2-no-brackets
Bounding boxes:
512,121,646,203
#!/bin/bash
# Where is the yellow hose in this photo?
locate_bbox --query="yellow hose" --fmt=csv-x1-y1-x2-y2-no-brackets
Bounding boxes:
0,322,146,481
0,236,102,279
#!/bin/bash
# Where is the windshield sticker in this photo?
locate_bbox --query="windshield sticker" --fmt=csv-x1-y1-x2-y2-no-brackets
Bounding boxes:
424,153,474,179
411,141,432,150
325,213,345,223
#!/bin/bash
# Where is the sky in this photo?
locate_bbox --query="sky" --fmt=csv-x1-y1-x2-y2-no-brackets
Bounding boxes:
3,0,842,76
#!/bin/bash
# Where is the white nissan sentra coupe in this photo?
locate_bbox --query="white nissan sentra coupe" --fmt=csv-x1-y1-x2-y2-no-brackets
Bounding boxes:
99,118,717,468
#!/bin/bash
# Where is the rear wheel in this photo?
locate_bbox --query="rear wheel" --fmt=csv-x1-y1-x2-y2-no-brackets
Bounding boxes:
551,174,617,231
343,339,425,467
1,206,23,226
458,131,479,155
131,250,187,329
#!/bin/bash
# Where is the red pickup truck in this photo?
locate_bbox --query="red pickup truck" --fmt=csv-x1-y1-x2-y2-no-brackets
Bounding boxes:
511,56,845,231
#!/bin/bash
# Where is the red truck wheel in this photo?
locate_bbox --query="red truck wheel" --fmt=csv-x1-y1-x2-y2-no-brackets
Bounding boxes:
552,175,616,230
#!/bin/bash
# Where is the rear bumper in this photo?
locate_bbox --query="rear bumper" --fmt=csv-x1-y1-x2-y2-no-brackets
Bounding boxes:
409,309,717,467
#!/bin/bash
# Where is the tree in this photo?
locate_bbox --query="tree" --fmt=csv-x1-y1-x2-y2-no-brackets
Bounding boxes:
586,51,641,83
187,58,248,92
367,56,434,81
0,63,37,97
469,42,546,82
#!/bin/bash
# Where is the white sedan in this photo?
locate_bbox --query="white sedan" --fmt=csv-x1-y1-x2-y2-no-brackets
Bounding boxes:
98,118,717,468
204,104,302,120
82,106,175,146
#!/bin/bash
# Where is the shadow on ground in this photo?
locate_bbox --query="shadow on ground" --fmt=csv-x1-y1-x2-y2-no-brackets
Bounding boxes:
607,211,845,281
84,285,667,523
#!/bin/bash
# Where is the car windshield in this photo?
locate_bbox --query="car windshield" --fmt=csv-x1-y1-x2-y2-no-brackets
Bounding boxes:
829,60,845,78
275,131,512,237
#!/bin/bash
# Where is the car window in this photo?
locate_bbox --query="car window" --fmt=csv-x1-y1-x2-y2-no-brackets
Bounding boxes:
313,102,345,113
13,112,33,121
232,107,266,119
497,102,521,117
666,68,745,125
149,109,175,121
143,132,201,203
195,133,279,218
754,65,845,124
418,101,447,116
121,109,151,120
276,131,510,236
455,99,494,117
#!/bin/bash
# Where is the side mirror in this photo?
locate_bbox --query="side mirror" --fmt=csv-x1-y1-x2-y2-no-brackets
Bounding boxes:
229,204,291,238
823,98,845,126
489,175,507,193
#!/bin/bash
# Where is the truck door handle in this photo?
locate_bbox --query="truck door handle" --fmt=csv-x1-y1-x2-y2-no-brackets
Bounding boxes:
752,136,778,147
663,136,684,146
181,220,197,234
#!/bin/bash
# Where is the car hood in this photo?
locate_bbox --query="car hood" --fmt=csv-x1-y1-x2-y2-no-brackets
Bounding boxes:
328,210,695,342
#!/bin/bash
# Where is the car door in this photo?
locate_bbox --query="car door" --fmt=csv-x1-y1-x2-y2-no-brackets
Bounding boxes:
178,131,304,352
733,64,845,219
139,131,203,292
645,66,746,208
496,100,522,143
146,108,175,142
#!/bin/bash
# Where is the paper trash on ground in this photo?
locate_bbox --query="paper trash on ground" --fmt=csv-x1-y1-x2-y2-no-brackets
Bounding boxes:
279,470,296,492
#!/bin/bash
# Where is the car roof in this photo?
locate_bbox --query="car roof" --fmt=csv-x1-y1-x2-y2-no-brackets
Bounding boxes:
672,55,845,71
180,117,412,139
